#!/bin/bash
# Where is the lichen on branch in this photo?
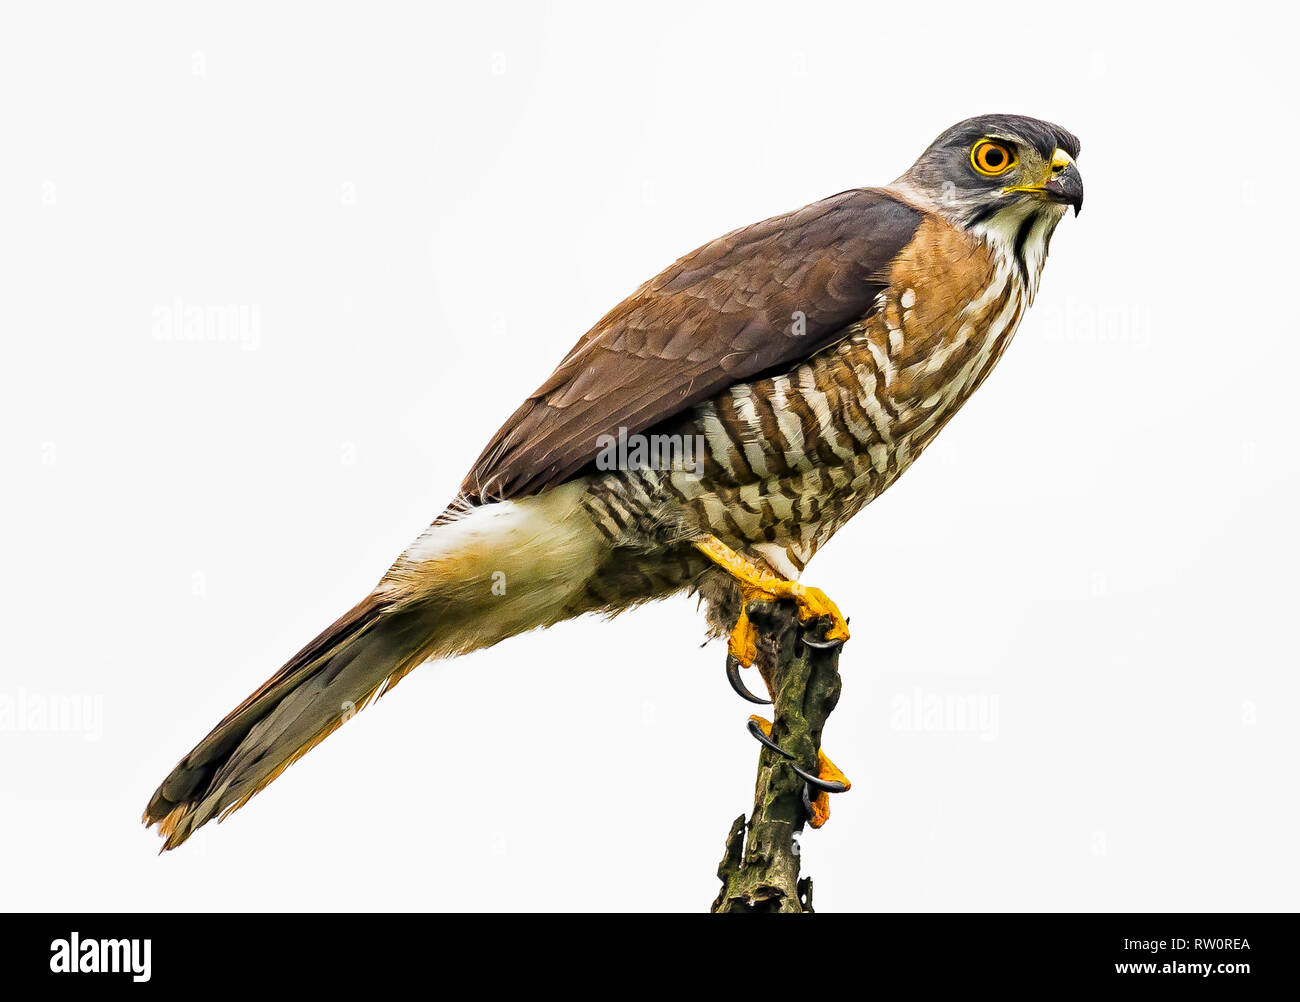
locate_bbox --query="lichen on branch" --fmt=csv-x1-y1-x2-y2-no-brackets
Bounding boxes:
712,598,845,913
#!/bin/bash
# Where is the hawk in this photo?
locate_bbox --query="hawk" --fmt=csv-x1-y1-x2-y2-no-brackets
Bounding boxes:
145,114,1082,847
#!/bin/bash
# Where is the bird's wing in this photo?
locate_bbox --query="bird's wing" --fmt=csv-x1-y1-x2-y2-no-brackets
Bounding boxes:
460,187,923,503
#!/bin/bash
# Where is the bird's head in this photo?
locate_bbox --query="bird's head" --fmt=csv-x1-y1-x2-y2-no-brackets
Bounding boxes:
894,114,1083,230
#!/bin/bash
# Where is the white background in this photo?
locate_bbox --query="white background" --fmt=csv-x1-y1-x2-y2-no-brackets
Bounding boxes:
2,0,1296,912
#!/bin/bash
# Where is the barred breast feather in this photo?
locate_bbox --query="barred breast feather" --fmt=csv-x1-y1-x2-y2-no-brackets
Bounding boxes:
574,212,1037,601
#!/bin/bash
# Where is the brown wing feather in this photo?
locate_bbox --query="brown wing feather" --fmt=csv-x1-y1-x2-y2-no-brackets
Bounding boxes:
460,188,924,504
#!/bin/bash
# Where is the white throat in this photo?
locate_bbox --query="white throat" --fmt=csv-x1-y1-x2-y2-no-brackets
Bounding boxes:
968,201,1066,303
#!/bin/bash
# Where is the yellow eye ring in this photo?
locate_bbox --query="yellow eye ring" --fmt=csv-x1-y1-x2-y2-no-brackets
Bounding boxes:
971,139,1017,176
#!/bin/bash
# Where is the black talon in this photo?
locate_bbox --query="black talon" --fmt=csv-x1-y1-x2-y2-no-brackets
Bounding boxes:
746,717,794,759
801,782,815,821
726,654,772,705
747,719,849,794
791,762,849,793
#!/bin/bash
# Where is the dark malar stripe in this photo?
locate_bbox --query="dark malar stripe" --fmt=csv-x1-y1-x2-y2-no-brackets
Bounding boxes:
1012,211,1039,285
966,202,1002,229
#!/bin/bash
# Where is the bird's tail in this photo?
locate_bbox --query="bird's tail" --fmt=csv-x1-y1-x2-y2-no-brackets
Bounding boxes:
143,481,604,850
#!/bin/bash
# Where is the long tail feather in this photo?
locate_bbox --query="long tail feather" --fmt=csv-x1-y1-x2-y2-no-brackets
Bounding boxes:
143,481,604,849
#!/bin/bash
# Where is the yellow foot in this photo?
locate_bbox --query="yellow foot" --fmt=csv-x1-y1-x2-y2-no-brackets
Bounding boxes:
806,749,852,829
747,715,851,828
727,598,760,668
787,583,850,643
696,537,850,647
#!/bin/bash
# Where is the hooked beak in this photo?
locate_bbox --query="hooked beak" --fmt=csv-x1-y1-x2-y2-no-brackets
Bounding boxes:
1005,148,1084,216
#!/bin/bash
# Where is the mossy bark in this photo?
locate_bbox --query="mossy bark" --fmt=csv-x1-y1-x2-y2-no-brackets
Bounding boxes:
711,598,845,913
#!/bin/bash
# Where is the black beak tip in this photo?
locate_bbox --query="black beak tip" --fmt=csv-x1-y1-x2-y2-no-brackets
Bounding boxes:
1045,173,1084,217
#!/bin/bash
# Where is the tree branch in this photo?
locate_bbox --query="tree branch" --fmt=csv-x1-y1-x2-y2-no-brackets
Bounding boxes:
711,597,845,913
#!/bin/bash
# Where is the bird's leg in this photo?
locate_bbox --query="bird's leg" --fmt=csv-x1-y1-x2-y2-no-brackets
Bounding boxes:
747,715,851,829
694,535,851,671
696,536,853,823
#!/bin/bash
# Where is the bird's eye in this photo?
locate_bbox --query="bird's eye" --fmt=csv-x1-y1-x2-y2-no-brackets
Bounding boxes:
971,139,1017,176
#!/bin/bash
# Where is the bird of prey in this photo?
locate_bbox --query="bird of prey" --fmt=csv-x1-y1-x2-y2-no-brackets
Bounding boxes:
145,113,1082,848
